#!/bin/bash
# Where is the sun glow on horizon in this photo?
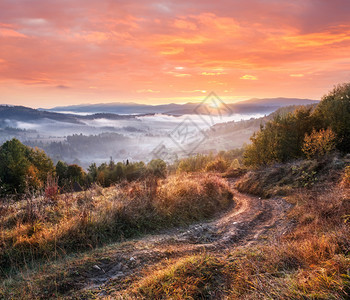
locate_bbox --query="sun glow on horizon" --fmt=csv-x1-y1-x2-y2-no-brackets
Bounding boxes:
1,1,350,107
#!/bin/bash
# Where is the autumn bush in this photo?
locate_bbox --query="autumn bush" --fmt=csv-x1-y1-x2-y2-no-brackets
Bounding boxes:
205,158,227,172
341,166,350,188
302,128,336,159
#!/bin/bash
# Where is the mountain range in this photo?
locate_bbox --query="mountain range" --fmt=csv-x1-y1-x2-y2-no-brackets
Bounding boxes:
44,97,318,115
0,98,319,126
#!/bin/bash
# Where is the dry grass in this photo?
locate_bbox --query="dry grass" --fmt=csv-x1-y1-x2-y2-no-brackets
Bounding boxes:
225,185,350,299
126,254,230,299
1,162,349,299
235,154,348,197
0,173,232,277
116,168,350,300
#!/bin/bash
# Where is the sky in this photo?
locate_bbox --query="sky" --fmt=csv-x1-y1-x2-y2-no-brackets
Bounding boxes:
0,0,350,108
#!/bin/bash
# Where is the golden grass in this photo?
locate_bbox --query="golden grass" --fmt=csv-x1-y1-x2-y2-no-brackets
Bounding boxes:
0,173,232,276
126,254,230,299
1,164,349,299
119,183,350,299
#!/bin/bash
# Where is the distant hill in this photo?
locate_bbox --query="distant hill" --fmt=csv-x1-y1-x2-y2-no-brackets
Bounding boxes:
45,98,319,115
233,97,318,107
0,105,146,126
0,98,319,127
0,105,81,124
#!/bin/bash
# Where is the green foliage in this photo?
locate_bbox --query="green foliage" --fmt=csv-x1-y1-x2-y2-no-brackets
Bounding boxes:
124,161,146,181
0,139,55,194
244,107,316,166
67,164,86,185
147,159,167,178
315,83,350,152
56,160,68,186
55,161,86,188
86,159,167,188
244,83,350,167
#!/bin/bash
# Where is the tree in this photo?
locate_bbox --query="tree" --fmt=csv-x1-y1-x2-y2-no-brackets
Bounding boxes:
115,162,125,181
125,161,146,181
29,148,55,183
0,139,55,194
87,163,98,183
56,160,68,186
315,83,350,152
302,128,336,159
67,164,86,185
243,106,316,166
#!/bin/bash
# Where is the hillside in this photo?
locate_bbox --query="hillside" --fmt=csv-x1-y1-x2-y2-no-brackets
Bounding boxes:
1,155,349,299
45,97,318,115
0,85,349,299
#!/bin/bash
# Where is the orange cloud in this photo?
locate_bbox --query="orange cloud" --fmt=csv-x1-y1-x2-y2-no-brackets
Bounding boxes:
0,28,27,38
240,75,258,80
0,0,350,107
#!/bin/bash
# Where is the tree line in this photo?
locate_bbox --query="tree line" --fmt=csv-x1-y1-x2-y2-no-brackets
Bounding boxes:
0,138,166,196
244,83,350,166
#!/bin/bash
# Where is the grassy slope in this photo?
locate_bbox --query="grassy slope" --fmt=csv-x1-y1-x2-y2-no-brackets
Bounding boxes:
1,159,350,299
235,154,349,197
119,157,350,299
0,173,232,278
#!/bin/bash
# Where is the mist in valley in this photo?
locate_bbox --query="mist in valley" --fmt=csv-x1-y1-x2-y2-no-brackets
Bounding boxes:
1,110,266,168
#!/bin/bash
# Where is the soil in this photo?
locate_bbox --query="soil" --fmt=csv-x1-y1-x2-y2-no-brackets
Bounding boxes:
60,179,294,298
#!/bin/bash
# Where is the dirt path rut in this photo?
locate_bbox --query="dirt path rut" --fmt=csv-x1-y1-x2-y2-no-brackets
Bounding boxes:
67,179,294,297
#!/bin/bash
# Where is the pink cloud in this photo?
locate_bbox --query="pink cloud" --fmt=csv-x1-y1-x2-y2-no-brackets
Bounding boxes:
0,0,350,107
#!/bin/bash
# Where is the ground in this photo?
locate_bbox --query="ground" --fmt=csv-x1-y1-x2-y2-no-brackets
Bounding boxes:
23,179,293,298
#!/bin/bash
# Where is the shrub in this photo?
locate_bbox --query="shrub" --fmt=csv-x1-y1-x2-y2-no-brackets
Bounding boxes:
341,166,350,188
205,158,227,172
229,158,241,169
302,128,336,159
147,159,167,178
44,174,59,200
176,154,212,173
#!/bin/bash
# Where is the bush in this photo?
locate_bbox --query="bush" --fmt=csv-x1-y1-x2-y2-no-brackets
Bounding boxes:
302,128,336,159
341,166,350,188
205,158,227,172
147,159,167,178
176,154,213,173
243,83,350,167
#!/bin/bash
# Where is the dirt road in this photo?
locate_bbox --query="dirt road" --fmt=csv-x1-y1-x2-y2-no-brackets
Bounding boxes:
64,179,293,297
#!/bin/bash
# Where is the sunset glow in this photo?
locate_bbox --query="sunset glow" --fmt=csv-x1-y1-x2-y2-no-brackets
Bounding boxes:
1,0,350,107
